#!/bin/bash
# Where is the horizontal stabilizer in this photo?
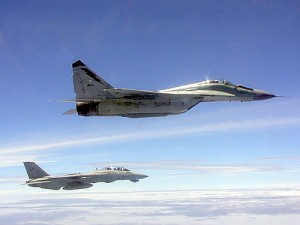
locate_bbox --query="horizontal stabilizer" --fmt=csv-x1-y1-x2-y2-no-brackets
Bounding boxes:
27,180,52,185
51,99,103,103
49,99,77,102
62,109,77,115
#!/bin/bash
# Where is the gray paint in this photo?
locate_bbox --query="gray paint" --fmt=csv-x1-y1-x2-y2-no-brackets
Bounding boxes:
67,60,275,118
23,162,148,190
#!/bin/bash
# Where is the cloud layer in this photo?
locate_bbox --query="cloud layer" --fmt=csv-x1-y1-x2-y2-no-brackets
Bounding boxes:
1,117,300,168
1,188,300,225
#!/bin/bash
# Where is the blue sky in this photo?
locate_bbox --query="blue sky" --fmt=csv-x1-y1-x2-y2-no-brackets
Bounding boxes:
1,0,300,224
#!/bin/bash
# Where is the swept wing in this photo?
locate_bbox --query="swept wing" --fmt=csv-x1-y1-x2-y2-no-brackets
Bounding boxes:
27,174,93,190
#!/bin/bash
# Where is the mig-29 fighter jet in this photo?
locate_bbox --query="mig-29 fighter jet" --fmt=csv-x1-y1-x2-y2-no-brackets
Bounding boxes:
64,60,276,118
23,162,148,190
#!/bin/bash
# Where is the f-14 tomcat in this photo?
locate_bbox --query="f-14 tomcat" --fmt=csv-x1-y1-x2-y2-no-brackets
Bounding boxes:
23,162,148,190
65,60,276,118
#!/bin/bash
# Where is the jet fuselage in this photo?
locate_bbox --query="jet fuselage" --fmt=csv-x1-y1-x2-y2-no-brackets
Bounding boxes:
69,60,275,118
24,162,148,190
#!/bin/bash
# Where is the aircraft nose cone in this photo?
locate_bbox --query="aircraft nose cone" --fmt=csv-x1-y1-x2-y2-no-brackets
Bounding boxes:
136,174,148,179
254,90,276,100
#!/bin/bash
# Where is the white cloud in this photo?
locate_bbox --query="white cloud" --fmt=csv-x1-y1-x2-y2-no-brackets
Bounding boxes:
257,156,300,161
0,117,299,162
0,177,24,184
1,189,300,225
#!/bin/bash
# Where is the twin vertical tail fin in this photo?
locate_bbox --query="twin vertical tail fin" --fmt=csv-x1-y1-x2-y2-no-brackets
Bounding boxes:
23,162,50,179
72,60,113,100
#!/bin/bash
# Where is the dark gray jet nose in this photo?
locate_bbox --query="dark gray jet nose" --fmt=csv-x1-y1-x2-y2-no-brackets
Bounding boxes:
135,173,148,180
253,90,276,100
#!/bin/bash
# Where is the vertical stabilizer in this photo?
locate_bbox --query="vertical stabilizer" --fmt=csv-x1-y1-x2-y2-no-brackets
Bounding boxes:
72,60,113,100
23,162,50,179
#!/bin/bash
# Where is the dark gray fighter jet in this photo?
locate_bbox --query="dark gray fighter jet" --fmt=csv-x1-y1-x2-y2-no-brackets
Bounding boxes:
23,162,148,190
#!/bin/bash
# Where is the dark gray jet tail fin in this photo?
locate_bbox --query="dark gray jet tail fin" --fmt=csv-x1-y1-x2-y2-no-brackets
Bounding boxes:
72,60,113,100
23,162,50,179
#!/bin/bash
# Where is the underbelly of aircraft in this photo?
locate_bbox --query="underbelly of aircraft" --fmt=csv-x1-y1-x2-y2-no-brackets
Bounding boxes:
76,99,201,117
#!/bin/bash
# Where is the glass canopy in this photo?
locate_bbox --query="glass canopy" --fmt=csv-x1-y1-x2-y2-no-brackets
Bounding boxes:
102,166,130,171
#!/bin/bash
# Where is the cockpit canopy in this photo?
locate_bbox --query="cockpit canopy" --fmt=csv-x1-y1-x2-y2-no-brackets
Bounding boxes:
201,79,235,86
201,80,254,90
102,166,130,171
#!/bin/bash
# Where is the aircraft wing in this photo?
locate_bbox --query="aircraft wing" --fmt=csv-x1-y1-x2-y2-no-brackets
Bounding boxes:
107,88,235,99
28,175,93,190
57,174,93,190
105,88,204,103
59,88,234,105
56,89,190,103
27,179,63,190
